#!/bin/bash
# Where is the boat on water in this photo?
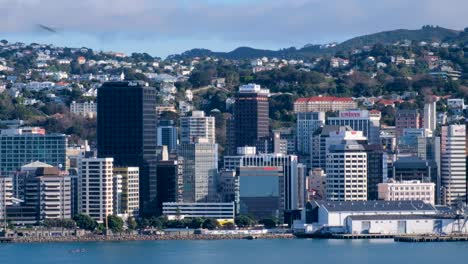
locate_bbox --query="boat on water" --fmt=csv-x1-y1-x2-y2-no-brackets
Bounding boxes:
69,249,86,253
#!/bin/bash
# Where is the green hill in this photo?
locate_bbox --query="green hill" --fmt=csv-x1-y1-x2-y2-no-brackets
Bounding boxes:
171,26,464,60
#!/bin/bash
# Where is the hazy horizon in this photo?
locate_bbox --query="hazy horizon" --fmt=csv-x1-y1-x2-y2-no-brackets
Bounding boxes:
1,0,467,57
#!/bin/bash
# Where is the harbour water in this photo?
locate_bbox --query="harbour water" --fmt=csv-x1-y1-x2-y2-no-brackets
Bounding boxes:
2,239,468,264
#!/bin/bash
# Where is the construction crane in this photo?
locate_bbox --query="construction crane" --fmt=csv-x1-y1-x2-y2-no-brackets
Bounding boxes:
451,202,468,234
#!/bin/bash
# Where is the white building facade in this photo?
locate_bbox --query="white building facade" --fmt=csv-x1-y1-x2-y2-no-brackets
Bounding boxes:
79,157,114,223
441,125,466,207
180,111,215,144
378,180,435,205
70,101,97,118
326,141,368,201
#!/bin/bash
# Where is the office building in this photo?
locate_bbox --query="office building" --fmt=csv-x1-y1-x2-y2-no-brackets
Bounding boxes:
378,180,435,205
296,112,325,154
112,174,122,216
273,128,296,154
12,161,53,201
327,110,381,145
226,153,305,214
223,147,257,171
0,128,67,175
79,157,114,223
424,101,437,132
365,144,386,201
391,156,438,182
0,177,13,222
162,202,235,221
178,139,218,203
113,167,140,218
25,167,71,221
218,170,239,207
310,125,343,169
238,166,284,221
294,96,356,113
233,84,270,149
326,140,368,201
306,169,326,201
97,81,157,215
225,115,236,156
441,125,466,207
157,120,178,153
395,109,420,138
156,159,183,214
397,128,432,157
180,111,215,144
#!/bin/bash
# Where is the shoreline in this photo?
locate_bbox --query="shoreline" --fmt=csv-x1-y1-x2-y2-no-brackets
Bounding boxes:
10,233,295,244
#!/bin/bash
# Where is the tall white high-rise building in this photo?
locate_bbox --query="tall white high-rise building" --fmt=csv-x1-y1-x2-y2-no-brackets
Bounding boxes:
326,140,368,201
178,138,218,203
180,111,215,144
79,157,114,223
296,112,325,154
424,101,437,132
441,125,466,207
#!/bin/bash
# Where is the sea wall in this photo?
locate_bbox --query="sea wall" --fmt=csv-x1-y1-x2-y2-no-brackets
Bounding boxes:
12,233,294,243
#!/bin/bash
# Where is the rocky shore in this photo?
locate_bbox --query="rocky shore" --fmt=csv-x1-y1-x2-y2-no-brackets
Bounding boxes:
12,233,294,243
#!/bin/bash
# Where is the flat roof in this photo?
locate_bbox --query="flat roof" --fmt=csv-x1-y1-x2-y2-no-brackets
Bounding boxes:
315,200,436,212
348,214,455,221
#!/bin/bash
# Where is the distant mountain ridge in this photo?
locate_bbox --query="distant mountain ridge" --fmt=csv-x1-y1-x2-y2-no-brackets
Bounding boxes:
170,26,465,60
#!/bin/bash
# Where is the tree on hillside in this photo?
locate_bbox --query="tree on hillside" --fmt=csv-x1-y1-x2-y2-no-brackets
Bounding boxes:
189,71,211,87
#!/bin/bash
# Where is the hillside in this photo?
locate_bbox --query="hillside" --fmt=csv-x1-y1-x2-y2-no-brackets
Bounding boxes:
171,26,464,60
323,25,460,53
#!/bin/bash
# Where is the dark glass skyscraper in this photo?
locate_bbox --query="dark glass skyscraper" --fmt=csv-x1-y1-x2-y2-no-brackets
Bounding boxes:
234,84,270,150
97,81,157,216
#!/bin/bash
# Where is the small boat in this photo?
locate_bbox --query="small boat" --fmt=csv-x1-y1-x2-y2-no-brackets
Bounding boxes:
244,236,258,240
69,248,86,253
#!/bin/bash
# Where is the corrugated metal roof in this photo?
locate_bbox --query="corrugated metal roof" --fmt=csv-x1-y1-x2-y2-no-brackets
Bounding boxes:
315,200,436,212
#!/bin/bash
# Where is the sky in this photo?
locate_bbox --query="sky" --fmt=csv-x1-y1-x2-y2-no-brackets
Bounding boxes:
1,0,467,58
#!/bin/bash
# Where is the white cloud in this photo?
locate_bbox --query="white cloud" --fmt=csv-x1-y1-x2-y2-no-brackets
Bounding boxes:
0,0,466,54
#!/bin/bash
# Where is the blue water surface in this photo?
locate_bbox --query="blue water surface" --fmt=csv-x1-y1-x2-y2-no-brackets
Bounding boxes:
1,239,468,264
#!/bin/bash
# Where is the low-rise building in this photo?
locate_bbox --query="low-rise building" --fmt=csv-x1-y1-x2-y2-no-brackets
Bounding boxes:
162,202,235,222
70,101,97,118
378,180,435,205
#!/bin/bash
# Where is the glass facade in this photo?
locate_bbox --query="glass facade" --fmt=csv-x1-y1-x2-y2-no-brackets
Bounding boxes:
97,81,158,215
0,134,67,174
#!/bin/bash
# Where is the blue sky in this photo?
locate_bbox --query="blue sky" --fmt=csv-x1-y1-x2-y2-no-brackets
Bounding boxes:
1,0,467,58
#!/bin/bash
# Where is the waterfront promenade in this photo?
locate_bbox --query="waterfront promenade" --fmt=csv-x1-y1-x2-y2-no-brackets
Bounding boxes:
10,233,294,243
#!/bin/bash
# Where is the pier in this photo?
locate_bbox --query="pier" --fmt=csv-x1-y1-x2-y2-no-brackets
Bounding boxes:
331,234,395,239
395,235,468,242
0,237,13,243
